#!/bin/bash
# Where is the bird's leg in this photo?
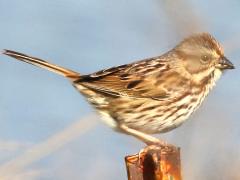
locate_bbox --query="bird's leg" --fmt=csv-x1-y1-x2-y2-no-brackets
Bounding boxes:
119,124,167,146
119,125,176,166
119,125,169,166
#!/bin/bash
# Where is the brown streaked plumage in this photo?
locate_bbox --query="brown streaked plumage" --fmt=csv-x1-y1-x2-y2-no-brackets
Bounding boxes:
2,33,234,145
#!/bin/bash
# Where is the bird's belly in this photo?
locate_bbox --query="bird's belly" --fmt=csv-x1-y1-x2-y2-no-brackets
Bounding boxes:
107,93,207,134
74,83,209,134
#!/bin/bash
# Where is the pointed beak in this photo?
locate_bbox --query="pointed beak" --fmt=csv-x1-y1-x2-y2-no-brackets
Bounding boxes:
217,56,235,70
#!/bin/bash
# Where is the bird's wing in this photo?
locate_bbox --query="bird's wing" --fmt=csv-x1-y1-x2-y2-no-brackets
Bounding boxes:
75,57,189,100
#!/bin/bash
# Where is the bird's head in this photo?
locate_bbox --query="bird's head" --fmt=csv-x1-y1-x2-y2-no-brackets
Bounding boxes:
173,33,234,83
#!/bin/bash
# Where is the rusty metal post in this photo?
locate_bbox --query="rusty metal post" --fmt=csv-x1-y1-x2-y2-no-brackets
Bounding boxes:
125,145,182,180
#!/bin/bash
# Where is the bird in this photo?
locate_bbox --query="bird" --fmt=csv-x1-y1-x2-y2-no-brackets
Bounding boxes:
2,33,234,146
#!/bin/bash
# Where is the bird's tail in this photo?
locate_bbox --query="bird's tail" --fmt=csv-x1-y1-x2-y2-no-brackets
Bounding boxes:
2,49,80,80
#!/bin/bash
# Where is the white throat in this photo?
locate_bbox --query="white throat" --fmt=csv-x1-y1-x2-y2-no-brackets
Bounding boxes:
211,68,222,86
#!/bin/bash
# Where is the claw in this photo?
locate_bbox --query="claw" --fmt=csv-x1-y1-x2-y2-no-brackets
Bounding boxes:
137,141,175,167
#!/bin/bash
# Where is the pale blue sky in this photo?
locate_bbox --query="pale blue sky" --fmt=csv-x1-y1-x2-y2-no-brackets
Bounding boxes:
0,0,239,179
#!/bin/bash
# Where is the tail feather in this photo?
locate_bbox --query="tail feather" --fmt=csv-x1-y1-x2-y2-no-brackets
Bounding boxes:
2,49,80,80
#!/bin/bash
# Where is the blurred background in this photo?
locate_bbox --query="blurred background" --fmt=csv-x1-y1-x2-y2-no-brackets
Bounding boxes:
0,0,239,179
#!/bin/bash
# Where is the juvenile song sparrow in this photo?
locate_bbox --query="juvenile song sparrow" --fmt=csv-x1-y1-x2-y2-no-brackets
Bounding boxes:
2,33,234,145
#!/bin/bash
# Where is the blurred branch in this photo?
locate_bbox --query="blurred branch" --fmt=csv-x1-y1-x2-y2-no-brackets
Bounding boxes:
0,115,98,179
125,145,181,180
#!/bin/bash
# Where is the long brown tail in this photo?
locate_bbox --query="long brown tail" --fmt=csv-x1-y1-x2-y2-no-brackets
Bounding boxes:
2,49,80,80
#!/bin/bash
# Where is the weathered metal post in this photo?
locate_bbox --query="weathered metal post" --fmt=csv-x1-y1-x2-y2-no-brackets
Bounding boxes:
125,145,182,180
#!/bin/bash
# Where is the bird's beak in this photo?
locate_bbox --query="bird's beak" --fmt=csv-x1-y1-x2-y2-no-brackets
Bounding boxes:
216,56,235,70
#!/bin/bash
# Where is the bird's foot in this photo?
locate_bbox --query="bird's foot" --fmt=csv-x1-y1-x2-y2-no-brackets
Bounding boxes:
137,140,175,166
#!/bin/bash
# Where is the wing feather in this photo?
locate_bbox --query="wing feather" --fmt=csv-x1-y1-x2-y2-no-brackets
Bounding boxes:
75,56,189,100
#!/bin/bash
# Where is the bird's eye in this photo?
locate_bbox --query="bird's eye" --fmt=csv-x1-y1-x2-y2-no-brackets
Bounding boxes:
200,55,210,64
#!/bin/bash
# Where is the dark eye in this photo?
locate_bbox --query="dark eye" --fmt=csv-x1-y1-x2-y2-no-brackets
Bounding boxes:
200,55,210,64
